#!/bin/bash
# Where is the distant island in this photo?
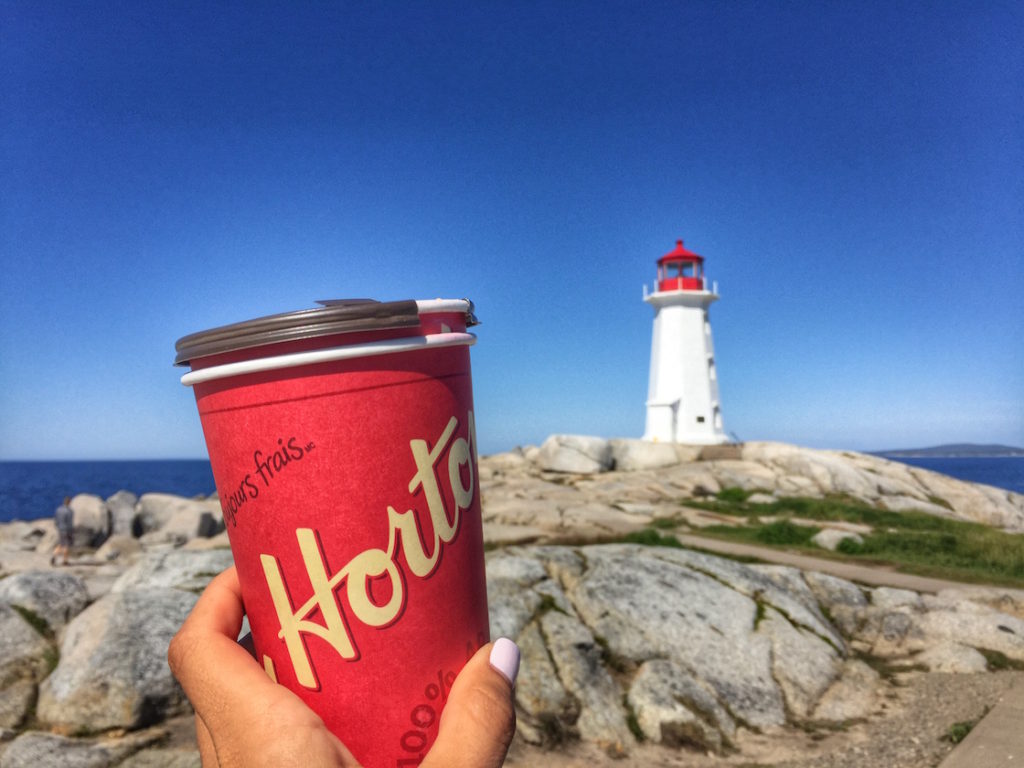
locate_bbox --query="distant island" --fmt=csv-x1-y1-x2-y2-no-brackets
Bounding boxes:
873,443,1024,458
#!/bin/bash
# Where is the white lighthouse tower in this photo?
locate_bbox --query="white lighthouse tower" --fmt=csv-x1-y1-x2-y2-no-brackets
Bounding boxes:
643,239,728,444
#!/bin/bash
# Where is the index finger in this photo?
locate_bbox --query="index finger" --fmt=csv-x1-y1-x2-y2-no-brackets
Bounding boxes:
167,567,287,729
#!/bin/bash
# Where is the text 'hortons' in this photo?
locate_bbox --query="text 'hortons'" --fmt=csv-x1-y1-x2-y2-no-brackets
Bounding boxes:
258,412,477,689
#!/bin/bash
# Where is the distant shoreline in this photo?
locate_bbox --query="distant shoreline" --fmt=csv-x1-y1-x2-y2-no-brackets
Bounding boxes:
877,453,1024,459
872,444,1024,459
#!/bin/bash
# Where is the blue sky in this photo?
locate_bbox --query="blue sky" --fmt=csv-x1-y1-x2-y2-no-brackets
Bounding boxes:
2,1,1021,459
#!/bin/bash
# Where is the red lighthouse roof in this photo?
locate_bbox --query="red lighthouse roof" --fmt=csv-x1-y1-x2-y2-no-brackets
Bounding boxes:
658,239,704,264
655,238,707,292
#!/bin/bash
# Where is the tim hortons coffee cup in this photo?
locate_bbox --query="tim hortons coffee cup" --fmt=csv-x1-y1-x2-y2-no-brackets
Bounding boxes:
175,299,489,768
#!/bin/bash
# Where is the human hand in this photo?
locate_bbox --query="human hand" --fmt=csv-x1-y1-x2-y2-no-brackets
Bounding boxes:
168,567,519,768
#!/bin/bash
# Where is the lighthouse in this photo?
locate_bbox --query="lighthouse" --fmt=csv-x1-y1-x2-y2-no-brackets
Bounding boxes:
642,239,728,444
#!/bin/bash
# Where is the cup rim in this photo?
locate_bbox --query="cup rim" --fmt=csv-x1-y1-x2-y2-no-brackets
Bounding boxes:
179,331,476,387
174,299,476,367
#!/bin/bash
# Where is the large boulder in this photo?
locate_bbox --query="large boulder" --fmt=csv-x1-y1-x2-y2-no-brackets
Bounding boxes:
608,439,683,471
812,528,863,551
139,506,224,546
70,494,112,548
36,588,198,731
0,602,55,729
535,435,612,474
135,494,223,540
0,569,90,633
483,543,863,752
106,491,139,537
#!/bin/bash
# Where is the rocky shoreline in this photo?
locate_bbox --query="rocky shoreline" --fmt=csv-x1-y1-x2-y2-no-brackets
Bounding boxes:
1,439,1023,767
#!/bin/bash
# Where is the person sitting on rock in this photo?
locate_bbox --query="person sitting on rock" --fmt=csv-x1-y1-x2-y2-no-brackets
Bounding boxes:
52,496,73,566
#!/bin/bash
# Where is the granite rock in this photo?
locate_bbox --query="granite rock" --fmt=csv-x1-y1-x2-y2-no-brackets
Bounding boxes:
539,608,635,751
135,494,223,539
0,602,55,729
37,589,198,730
70,494,111,548
106,491,139,537
0,569,90,633
627,659,736,751
110,548,234,594
535,435,613,474
0,729,165,768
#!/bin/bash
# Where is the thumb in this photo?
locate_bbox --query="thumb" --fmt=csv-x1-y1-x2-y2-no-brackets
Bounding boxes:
422,638,520,768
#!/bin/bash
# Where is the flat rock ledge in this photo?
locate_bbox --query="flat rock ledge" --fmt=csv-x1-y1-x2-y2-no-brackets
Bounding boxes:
499,436,1024,532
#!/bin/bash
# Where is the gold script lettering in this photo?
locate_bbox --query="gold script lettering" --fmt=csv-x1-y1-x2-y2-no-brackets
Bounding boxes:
259,412,476,689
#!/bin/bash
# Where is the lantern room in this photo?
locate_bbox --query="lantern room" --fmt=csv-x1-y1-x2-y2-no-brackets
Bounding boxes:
657,239,706,292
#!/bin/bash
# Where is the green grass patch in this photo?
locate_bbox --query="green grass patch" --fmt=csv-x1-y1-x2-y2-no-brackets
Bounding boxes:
623,528,684,549
716,486,754,503
978,648,1024,671
535,593,567,618
686,494,1024,587
11,605,53,640
623,695,646,741
754,520,819,546
753,600,768,629
43,645,60,676
944,720,976,744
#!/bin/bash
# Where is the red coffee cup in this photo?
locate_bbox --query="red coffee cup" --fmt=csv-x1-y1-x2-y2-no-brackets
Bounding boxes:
175,299,489,768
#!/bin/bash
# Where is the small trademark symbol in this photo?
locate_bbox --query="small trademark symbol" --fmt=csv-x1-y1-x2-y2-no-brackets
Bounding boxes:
306,442,315,451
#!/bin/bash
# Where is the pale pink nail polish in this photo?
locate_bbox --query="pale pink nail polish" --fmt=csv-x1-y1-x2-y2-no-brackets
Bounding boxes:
489,637,520,685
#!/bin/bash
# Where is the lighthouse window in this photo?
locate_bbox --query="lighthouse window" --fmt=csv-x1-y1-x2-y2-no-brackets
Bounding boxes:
669,262,696,278
696,416,706,423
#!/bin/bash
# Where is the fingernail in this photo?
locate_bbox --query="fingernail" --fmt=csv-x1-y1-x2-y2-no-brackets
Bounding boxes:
489,637,520,686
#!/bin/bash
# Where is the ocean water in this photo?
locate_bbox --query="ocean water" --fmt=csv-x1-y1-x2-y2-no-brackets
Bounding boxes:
1,455,1021,526
0,460,215,524
881,455,1024,495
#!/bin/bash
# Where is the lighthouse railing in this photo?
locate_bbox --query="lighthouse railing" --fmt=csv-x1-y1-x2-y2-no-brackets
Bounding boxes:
644,278,718,296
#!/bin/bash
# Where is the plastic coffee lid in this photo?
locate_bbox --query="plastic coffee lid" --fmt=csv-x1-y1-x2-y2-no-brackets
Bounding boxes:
174,298,477,366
